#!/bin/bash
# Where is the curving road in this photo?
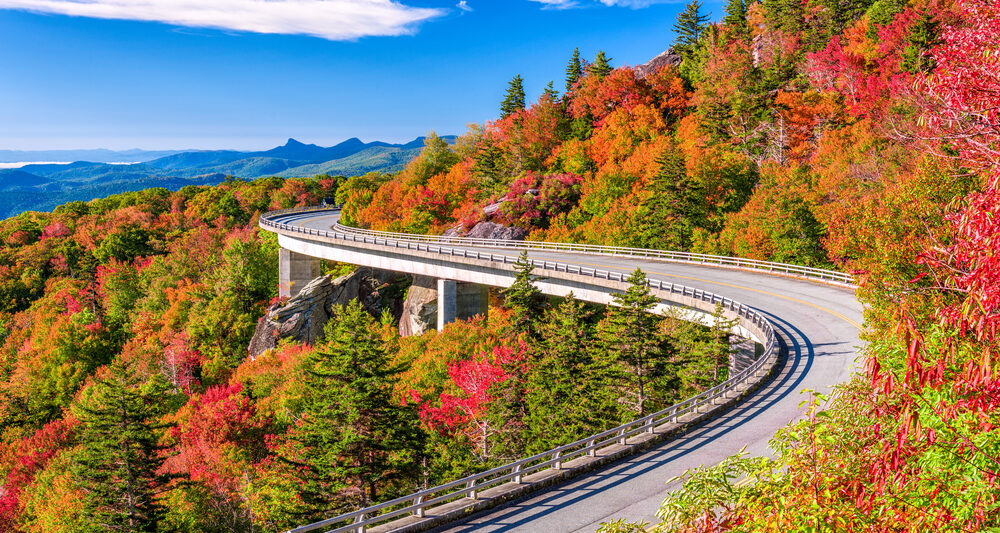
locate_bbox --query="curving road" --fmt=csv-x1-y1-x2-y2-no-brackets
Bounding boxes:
263,209,863,533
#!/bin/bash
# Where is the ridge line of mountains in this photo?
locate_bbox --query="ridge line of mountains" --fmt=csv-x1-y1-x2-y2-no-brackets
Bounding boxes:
0,135,455,219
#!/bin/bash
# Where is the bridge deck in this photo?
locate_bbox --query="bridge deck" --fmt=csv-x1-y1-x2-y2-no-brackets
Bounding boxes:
266,209,862,533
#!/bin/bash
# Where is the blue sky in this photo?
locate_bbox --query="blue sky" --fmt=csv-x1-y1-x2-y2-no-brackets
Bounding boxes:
0,0,723,151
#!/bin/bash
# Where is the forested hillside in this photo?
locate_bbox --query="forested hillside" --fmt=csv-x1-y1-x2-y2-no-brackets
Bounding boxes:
331,0,1000,527
0,0,997,530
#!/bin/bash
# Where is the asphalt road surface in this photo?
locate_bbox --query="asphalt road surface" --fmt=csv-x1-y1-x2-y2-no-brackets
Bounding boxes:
277,210,864,533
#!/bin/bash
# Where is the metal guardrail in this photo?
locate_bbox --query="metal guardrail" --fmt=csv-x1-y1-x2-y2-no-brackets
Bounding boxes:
266,206,853,285
258,206,786,533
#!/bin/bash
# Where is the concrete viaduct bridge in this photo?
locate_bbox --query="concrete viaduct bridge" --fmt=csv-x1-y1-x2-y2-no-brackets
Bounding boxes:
260,207,862,533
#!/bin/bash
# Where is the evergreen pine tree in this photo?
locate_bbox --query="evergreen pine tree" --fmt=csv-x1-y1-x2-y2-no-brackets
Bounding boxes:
763,0,804,34
637,144,703,250
73,363,174,532
597,269,672,419
565,48,583,93
471,135,509,198
723,0,748,39
501,251,546,339
542,81,559,101
285,300,423,516
587,50,613,79
500,74,526,119
525,294,607,453
673,304,737,394
673,0,711,54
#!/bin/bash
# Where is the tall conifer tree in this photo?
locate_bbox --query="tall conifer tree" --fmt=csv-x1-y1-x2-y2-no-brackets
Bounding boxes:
525,294,608,453
637,144,703,251
285,300,423,516
673,0,711,54
587,50,613,79
73,364,174,532
565,48,583,93
597,269,672,419
500,75,526,119
723,0,749,38
501,251,546,339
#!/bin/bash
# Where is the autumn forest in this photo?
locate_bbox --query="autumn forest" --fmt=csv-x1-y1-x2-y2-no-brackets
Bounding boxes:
1,0,998,530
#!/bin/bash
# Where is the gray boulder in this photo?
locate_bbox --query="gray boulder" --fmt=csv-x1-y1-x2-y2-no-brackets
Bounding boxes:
398,275,439,337
248,267,395,359
465,221,528,241
636,48,682,78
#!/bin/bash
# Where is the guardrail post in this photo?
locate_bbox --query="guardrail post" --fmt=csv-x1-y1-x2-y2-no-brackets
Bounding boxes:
414,495,425,518
466,480,477,500
587,439,596,457
513,464,523,484
554,451,562,470
355,514,366,533
618,428,627,445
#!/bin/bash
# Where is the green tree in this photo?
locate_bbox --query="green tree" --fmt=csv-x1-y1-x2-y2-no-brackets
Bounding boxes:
404,132,461,187
565,47,584,93
500,74,526,119
764,0,804,34
284,300,423,517
526,294,613,453
587,50,613,79
94,225,153,264
501,251,546,339
673,0,711,55
542,80,560,101
673,304,737,395
723,0,748,38
597,269,672,419
73,363,174,532
635,145,704,251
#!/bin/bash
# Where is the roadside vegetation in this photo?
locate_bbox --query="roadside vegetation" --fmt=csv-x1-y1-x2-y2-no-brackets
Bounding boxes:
1,0,998,530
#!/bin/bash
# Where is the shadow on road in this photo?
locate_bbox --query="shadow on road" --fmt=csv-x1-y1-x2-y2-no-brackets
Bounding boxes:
433,310,821,532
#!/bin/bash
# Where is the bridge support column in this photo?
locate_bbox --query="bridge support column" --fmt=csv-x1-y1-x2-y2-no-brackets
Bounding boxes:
437,280,489,331
279,248,321,299
437,280,456,331
729,337,760,374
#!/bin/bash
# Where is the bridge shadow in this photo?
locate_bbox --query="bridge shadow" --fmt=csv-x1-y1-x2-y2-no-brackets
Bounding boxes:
432,310,821,533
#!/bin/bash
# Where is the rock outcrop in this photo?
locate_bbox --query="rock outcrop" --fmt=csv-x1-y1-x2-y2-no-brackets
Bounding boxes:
248,267,397,358
399,275,439,337
636,48,682,78
466,221,529,241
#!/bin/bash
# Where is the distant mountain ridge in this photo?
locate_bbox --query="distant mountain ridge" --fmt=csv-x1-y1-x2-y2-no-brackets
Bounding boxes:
0,135,454,220
0,148,184,164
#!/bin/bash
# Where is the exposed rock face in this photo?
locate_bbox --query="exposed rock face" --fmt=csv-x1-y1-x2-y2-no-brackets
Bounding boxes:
399,275,438,337
636,48,682,78
248,267,396,358
465,221,528,241
442,220,528,241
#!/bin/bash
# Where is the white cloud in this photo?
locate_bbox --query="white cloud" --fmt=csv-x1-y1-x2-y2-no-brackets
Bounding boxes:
529,0,675,8
456,0,472,12
529,0,579,8
0,0,446,40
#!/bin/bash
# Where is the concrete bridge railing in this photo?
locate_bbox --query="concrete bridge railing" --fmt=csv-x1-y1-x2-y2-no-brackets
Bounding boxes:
256,206,846,533
330,220,853,287
264,206,853,287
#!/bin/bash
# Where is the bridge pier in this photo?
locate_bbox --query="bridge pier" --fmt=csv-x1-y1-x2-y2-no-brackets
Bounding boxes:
278,248,321,299
437,279,489,331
